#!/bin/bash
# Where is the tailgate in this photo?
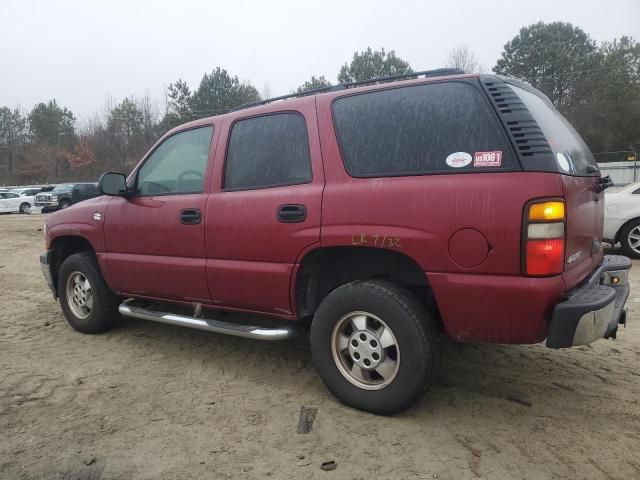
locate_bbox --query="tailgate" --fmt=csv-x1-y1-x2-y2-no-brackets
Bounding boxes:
562,175,604,290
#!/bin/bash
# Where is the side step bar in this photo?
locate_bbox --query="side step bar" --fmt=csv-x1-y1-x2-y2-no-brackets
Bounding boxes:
118,299,295,341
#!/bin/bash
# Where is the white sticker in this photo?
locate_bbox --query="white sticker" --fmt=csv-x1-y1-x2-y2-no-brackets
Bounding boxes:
446,152,472,168
556,152,570,172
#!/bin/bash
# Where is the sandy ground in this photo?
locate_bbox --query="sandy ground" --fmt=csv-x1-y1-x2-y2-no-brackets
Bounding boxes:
1,213,639,480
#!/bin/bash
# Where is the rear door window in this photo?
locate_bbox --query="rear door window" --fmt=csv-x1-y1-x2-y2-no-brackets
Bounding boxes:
332,81,516,177
511,85,598,176
224,113,312,190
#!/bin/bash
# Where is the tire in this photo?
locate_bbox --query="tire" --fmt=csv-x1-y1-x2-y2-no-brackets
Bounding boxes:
59,199,71,209
19,202,31,214
58,252,119,333
310,280,440,415
619,219,640,259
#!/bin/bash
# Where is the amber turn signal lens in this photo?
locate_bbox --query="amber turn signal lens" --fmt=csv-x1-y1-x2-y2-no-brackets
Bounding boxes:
529,201,565,221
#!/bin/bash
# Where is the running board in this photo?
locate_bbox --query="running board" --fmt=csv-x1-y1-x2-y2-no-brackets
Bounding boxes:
118,299,295,341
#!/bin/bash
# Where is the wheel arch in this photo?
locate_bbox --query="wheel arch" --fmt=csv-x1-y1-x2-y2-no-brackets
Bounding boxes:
614,216,640,245
49,235,96,295
294,246,441,326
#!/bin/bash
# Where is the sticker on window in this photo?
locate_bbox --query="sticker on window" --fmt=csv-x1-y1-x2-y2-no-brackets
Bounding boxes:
556,152,571,172
474,151,502,167
446,152,472,168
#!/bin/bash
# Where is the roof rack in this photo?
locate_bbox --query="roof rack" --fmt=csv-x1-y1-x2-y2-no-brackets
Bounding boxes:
231,68,465,112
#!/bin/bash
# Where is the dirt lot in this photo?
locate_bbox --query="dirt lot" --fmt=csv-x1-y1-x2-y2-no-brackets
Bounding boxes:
1,213,639,480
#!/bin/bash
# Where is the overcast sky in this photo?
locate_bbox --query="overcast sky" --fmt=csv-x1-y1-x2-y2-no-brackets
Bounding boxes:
1,0,638,121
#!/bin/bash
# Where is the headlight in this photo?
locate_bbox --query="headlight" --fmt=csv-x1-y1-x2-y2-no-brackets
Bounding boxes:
51,195,58,200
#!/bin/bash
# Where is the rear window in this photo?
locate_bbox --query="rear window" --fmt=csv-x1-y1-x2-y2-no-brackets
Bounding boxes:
511,85,598,176
332,81,516,177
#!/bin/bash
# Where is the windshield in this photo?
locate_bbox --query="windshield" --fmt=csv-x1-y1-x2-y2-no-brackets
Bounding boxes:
51,184,73,193
511,85,599,176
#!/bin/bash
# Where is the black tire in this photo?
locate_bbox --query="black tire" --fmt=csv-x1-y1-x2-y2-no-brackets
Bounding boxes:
619,219,640,259
59,199,71,209
58,252,119,333
310,280,440,415
19,202,30,214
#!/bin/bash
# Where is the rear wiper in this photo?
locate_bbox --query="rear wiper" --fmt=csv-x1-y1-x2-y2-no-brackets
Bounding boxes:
596,175,614,192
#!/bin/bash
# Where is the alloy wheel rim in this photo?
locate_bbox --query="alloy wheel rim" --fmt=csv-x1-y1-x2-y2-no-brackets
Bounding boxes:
629,226,640,254
66,271,93,319
330,311,400,390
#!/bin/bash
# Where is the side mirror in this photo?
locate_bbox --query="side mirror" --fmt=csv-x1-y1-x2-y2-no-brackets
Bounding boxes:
98,172,128,196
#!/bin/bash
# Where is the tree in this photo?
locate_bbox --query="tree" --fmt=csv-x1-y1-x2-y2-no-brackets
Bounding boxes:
296,76,332,93
167,79,192,119
0,107,27,178
106,97,145,172
189,67,260,117
65,137,96,170
27,100,76,180
445,45,485,73
569,36,640,152
494,23,640,153
28,100,75,146
493,22,598,110
338,48,413,83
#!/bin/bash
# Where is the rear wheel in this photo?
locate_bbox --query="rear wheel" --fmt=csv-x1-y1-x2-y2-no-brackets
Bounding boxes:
19,202,30,214
619,219,640,259
310,280,440,415
58,252,119,333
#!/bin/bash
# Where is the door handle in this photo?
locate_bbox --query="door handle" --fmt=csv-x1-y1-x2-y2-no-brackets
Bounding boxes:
180,208,202,225
277,204,306,223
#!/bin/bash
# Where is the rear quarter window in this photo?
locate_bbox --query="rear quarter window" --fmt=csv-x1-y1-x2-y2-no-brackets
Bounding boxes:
332,81,517,177
511,85,598,177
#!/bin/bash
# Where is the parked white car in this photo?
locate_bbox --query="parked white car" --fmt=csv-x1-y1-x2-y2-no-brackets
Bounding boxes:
0,190,34,214
604,182,640,258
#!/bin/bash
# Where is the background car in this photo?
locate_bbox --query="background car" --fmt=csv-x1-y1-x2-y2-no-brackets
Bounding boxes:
604,182,640,257
35,183,99,213
0,191,33,214
11,187,43,212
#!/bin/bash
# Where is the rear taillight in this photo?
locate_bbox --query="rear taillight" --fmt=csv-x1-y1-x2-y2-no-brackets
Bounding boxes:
524,200,565,276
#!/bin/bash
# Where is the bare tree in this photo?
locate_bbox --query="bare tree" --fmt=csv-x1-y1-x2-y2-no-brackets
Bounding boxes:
261,82,272,100
445,45,485,73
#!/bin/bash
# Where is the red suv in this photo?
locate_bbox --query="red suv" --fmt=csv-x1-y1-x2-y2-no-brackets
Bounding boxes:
40,69,631,414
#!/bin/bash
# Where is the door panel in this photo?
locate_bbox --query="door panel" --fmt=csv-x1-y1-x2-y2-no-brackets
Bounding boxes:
103,124,217,302
205,103,324,316
104,195,210,301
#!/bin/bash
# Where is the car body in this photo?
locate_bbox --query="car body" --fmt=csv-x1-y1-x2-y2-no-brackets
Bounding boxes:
604,182,640,257
40,70,631,414
11,187,44,212
0,190,37,213
35,183,99,212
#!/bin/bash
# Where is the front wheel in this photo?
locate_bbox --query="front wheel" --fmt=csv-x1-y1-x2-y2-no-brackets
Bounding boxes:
310,280,440,415
59,199,71,209
58,252,119,333
19,202,31,214
619,219,640,259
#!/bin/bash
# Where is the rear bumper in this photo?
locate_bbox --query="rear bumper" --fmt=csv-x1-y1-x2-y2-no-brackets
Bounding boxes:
546,255,631,348
40,250,57,298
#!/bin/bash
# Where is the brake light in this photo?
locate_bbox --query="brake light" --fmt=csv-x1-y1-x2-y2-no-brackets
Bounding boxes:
524,200,565,276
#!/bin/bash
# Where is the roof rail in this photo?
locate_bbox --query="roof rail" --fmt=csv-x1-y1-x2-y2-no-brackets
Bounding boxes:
230,68,465,112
